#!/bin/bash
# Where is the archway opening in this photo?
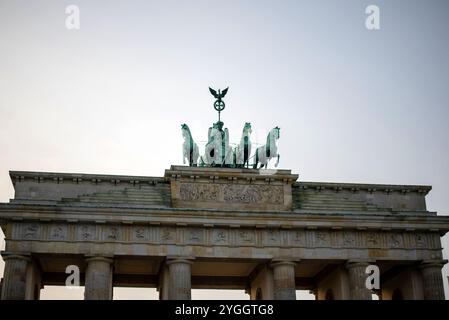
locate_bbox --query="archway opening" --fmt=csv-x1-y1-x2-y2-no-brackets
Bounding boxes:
114,287,158,300
392,289,403,300
192,289,249,300
40,285,84,300
325,289,334,300
255,287,263,300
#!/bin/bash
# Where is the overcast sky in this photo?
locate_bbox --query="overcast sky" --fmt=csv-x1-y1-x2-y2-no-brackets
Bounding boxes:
0,0,448,299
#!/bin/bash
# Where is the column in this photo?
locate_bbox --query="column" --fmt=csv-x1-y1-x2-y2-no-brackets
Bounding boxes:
25,260,42,300
419,260,446,300
84,256,114,300
248,265,274,300
346,261,372,300
270,260,296,300
166,258,193,300
1,254,30,300
158,264,170,300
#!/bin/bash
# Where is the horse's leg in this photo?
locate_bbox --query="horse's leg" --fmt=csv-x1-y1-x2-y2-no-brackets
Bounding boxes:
182,143,186,165
253,149,258,169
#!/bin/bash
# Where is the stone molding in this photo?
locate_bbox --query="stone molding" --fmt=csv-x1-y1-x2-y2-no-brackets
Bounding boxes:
10,222,443,252
166,166,297,211
419,259,448,269
85,256,114,264
10,171,165,186
295,181,432,195
1,253,31,262
270,260,297,269
166,257,195,266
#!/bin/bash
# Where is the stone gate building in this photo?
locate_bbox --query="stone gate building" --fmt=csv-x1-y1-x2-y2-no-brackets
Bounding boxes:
0,166,448,300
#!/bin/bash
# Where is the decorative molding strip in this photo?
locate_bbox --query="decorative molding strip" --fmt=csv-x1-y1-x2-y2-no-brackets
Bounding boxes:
12,222,443,252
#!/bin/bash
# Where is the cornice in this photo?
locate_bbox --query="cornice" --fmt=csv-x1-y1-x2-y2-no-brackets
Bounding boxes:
294,181,432,195
1,203,448,235
9,170,167,188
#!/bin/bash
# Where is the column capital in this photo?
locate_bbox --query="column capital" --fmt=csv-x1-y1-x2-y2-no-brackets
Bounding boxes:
85,256,114,264
419,259,448,269
166,256,195,266
345,260,374,269
1,252,31,262
270,259,297,269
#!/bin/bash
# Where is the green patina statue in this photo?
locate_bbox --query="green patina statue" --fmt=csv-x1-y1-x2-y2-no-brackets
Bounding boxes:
181,87,280,169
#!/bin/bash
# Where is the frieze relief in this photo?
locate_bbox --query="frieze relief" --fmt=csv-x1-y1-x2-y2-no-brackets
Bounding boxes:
290,230,306,245
185,228,204,244
179,183,283,205
22,223,40,239
132,226,148,241
180,183,219,201
160,227,176,244
12,223,439,251
78,225,97,241
388,233,403,248
49,225,68,240
342,231,356,247
263,229,281,246
223,185,283,204
366,232,380,247
415,233,430,248
212,229,228,245
237,229,256,245
314,231,330,246
102,226,121,241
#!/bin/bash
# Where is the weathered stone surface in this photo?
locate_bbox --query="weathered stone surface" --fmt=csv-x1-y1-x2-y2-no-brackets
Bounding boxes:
84,256,113,300
271,260,296,300
419,260,446,300
0,166,448,300
165,166,297,211
346,261,372,300
166,258,193,300
0,254,30,300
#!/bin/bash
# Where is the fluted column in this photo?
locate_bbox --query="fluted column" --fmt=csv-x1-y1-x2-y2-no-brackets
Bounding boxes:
158,264,170,300
166,258,193,300
346,261,372,300
270,260,296,300
419,260,446,300
84,256,113,300
1,254,30,300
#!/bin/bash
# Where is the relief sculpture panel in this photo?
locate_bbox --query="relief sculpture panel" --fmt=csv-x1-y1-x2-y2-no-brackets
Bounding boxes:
175,182,286,210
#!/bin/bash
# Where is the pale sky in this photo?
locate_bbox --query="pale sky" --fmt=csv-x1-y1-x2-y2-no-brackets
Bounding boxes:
0,0,448,299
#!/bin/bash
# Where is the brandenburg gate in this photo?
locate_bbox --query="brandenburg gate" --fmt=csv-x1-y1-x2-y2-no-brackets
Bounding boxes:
1,88,448,300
